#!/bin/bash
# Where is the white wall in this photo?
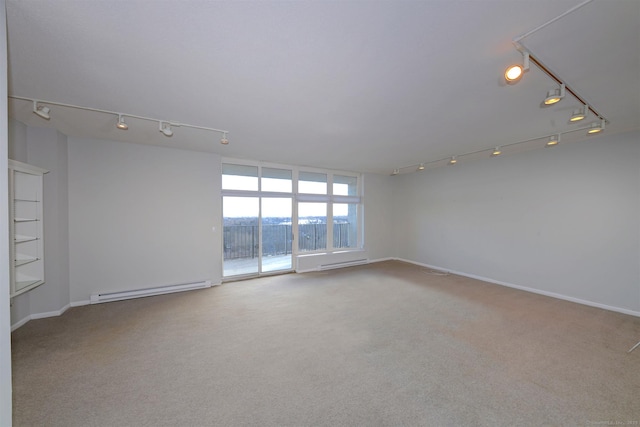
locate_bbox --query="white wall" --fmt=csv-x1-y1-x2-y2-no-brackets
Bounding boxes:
1,0,14,423
25,128,70,315
362,172,396,261
68,137,222,303
7,117,26,161
393,131,640,313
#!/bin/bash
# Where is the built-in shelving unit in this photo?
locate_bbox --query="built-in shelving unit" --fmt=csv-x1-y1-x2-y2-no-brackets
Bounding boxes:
9,160,48,298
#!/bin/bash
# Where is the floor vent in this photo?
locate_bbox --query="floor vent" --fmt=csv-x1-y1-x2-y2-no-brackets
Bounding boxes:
318,259,368,271
90,280,212,304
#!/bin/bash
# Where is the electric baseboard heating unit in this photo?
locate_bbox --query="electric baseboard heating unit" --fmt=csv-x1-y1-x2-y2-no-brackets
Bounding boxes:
318,258,368,271
297,250,369,272
90,280,212,304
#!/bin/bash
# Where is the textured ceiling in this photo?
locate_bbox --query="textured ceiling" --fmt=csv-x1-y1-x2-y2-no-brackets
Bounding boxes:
6,0,640,174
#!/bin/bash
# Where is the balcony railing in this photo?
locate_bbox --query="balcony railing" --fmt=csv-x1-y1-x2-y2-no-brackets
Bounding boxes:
223,223,352,260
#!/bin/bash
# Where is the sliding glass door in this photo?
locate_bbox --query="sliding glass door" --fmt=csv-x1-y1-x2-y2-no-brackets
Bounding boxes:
222,164,295,278
222,196,292,277
223,196,259,277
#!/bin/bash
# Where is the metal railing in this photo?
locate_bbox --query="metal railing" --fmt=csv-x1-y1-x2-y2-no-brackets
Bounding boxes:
223,223,352,260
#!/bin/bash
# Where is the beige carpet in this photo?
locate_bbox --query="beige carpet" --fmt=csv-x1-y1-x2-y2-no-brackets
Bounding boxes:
11,261,640,426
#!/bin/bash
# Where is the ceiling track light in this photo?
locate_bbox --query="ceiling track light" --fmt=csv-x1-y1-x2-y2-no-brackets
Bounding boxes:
33,100,50,120
491,147,502,157
116,114,128,130
448,156,457,165
546,134,560,147
587,119,605,134
417,163,425,171
506,18,609,133
12,96,229,144
504,51,530,84
159,121,173,137
570,104,588,122
543,83,565,105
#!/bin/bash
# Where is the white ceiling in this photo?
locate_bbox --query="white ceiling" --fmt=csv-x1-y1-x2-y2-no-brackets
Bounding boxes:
6,0,640,174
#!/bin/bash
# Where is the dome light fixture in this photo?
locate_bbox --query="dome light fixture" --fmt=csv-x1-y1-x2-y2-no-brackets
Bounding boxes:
220,132,229,145
491,147,502,157
391,168,400,176
417,163,425,171
504,52,530,84
33,100,50,120
544,83,566,105
116,114,128,130
448,156,457,165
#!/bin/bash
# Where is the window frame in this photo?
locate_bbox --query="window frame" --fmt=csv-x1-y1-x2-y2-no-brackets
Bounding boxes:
222,158,362,255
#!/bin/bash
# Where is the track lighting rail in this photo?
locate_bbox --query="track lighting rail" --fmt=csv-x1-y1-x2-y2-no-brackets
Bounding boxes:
525,54,606,123
9,95,230,143
390,122,601,175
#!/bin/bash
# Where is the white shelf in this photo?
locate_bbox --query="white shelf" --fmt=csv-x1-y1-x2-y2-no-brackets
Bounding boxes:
14,234,38,243
9,160,48,298
15,255,40,267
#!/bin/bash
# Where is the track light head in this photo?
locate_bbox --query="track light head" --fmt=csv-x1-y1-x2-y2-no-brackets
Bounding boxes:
505,52,530,84
33,101,50,120
159,121,173,137
220,133,229,145
543,83,565,105
570,105,588,122
546,134,560,147
448,156,457,165
587,120,605,134
116,114,128,130
491,147,502,157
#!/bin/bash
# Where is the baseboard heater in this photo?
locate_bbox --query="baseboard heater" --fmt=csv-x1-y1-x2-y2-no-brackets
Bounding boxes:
90,280,212,304
318,259,368,271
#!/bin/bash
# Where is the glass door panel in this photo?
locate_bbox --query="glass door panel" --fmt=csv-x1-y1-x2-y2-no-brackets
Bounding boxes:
223,196,259,277
261,198,292,273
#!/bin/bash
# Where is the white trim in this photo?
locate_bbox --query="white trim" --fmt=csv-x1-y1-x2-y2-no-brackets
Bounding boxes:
10,303,71,331
395,258,640,318
71,300,91,307
31,303,71,319
10,316,30,332
11,281,224,331
367,257,396,264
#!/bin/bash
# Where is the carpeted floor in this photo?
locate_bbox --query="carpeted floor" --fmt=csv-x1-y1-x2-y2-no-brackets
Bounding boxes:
11,261,640,426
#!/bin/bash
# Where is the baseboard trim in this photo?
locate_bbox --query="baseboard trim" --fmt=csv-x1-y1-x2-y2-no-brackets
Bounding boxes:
70,300,90,307
11,281,220,331
395,258,640,318
11,316,31,332
30,303,71,320
11,303,71,331
367,257,395,264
